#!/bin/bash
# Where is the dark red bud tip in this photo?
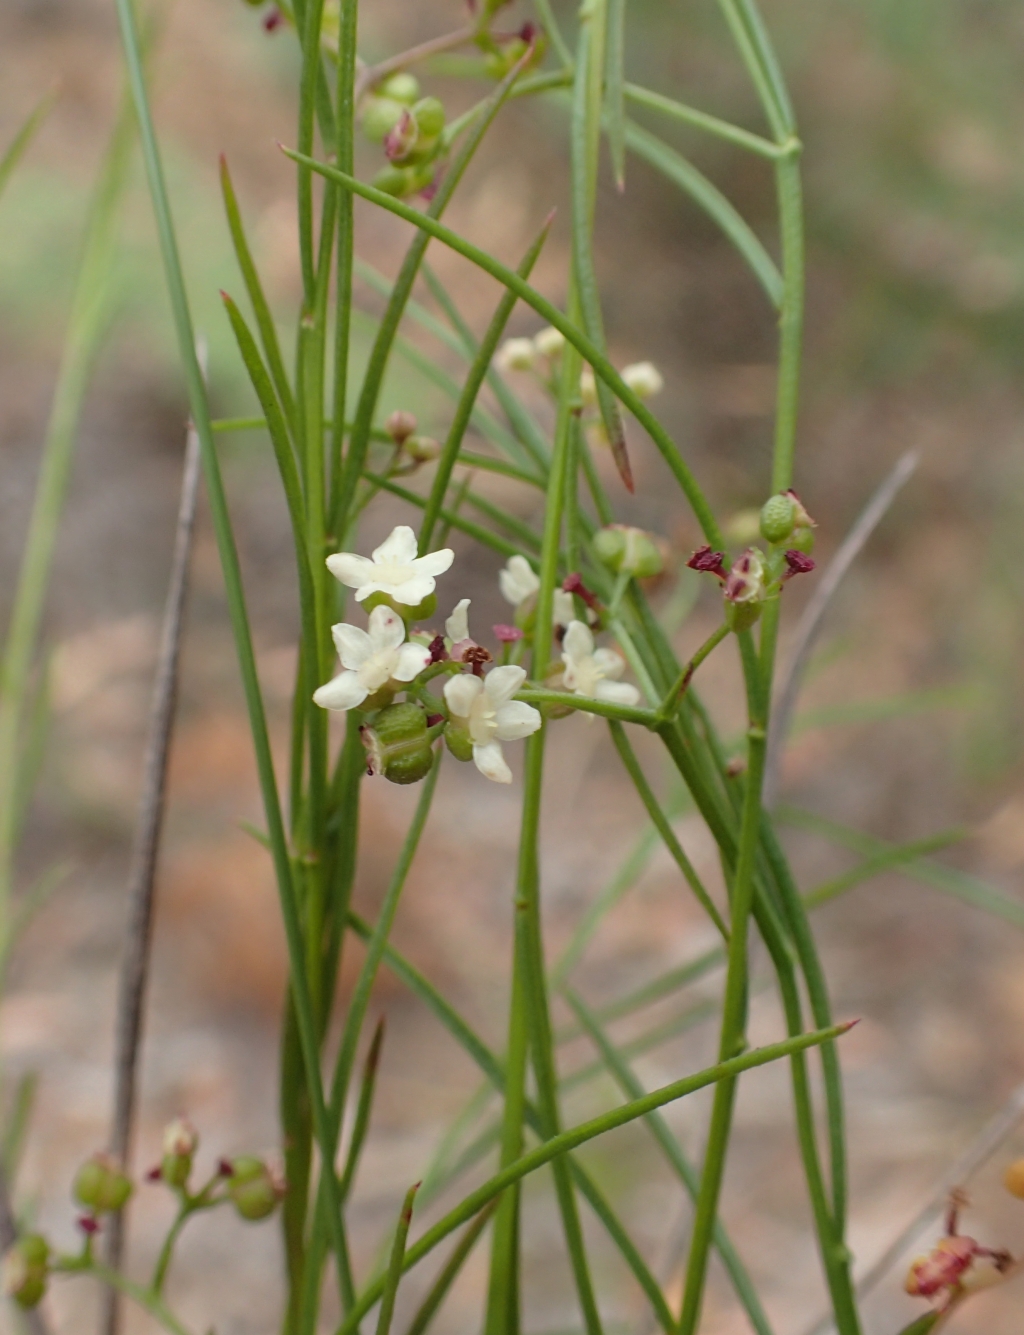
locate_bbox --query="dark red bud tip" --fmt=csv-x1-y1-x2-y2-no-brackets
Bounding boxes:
218,1158,234,1178
687,545,727,578
562,573,601,611
263,8,283,31
428,634,448,664
426,713,444,728
146,1165,163,1182
838,1017,861,1033
519,20,538,41
78,1215,101,1234
783,549,815,578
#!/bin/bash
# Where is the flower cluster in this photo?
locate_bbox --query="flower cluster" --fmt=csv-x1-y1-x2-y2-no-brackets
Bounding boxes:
312,528,645,782
495,327,664,407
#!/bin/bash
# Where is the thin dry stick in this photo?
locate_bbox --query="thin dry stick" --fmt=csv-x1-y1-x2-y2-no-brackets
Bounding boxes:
99,424,202,1335
763,450,918,806
802,1077,1024,1335
0,1161,53,1335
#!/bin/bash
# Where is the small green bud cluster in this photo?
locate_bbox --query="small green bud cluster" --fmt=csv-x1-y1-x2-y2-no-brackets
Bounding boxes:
74,1153,133,1215
593,525,664,579
362,74,448,199
385,410,440,468
361,702,435,785
2,1235,49,1309
225,1156,285,1222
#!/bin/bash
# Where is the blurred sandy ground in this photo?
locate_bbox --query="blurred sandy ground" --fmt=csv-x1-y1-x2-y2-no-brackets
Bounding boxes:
4,0,1024,1330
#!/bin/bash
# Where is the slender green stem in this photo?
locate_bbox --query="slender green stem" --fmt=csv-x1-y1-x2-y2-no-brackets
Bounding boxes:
375,1183,420,1335
655,621,731,722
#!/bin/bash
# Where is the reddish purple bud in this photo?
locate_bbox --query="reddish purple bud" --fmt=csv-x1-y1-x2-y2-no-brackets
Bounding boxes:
263,8,283,32
384,110,417,163
218,1158,234,1178
687,545,727,579
146,1165,162,1182
493,623,524,643
782,549,815,579
78,1215,101,1235
562,573,601,612
428,634,448,664
426,713,444,728
519,20,539,42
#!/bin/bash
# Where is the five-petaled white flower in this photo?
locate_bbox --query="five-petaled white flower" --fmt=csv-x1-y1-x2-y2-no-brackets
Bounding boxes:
313,605,431,712
499,555,575,627
443,665,541,783
326,525,454,607
561,620,640,708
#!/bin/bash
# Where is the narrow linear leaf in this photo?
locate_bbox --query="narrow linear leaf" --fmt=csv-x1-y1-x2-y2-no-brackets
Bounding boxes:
338,1018,386,1204
404,1202,498,1335
375,1182,420,1335
606,0,627,189
0,89,57,204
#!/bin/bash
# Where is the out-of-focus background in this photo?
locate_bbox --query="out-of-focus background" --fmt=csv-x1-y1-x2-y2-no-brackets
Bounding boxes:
4,0,1024,1331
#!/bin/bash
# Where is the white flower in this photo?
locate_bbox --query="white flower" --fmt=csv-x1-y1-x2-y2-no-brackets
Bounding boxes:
561,620,641,708
499,555,576,627
443,665,541,783
313,605,431,711
533,326,566,360
621,361,664,399
326,525,453,607
495,337,536,373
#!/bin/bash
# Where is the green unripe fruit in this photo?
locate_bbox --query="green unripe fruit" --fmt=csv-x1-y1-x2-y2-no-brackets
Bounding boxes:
444,723,474,763
74,1154,133,1213
371,163,435,199
411,97,445,140
361,97,406,143
787,525,815,555
362,704,433,785
227,1157,280,1222
2,1236,49,1310
17,1238,48,1270
725,599,763,633
378,72,420,105
759,493,797,545
593,525,664,578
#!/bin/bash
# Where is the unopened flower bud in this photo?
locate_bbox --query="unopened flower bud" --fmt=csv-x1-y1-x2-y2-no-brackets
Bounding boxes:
386,410,417,445
1005,1159,1024,1199
621,361,664,399
2,1235,48,1309
378,72,420,105
533,326,565,360
361,97,406,144
493,624,524,643
160,1118,198,1189
73,1153,132,1214
411,96,445,141
361,703,433,785
496,337,536,372
227,1156,284,1222
593,525,664,578
759,492,797,544
404,435,440,463
579,367,597,405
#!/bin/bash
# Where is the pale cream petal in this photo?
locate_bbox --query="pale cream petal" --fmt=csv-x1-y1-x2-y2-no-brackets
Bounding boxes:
393,642,432,682
445,598,470,642
484,664,527,708
367,604,406,653
372,525,418,565
499,555,538,605
444,672,484,720
552,589,575,626
331,622,373,670
562,620,594,665
494,700,542,741
326,553,374,589
473,741,512,784
387,574,436,606
595,679,641,706
592,647,626,680
413,547,455,578
313,671,368,712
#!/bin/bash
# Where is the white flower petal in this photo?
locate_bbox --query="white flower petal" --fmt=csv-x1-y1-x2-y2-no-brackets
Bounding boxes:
413,548,455,579
444,672,484,720
595,680,642,706
499,555,539,606
445,598,470,643
473,740,512,784
562,620,594,664
372,525,419,565
387,575,436,607
393,642,432,682
494,700,542,741
331,622,373,670
313,671,368,712
367,604,407,653
326,553,375,590
592,647,626,680
484,664,527,708
552,589,575,627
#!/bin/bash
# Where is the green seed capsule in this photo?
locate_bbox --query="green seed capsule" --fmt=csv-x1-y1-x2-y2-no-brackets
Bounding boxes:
444,723,474,763
787,525,815,555
411,97,445,140
759,493,797,544
227,1157,281,1222
378,72,420,105
363,703,434,785
593,525,663,578
2,1236,49,1309
73,1154,133,1213
361,97,406,143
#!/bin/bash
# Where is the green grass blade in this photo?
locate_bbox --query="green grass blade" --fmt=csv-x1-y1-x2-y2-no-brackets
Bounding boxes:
338,1017,386,1204
284,149,725,545
219,156,298,436
0,89,57,204
2,1071,38,1181
418,215,552,552
622,83,781,158
605,0,626,189
404,1202,498,1335
803,830,967,911
375,1182,420,1335
337,1021,852,1333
